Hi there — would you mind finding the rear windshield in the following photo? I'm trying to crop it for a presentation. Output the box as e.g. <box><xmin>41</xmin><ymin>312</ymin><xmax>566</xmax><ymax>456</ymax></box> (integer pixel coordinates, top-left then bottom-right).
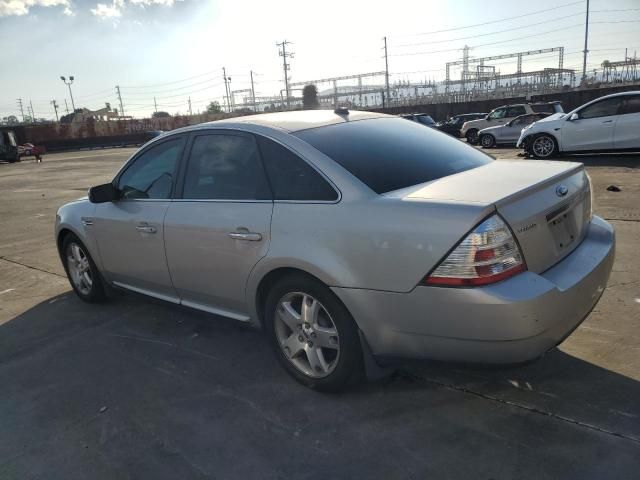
<box><xmin>294</xmin><ymin>117</ymin><xmax>492</xmax><ymax>194</ymax></box>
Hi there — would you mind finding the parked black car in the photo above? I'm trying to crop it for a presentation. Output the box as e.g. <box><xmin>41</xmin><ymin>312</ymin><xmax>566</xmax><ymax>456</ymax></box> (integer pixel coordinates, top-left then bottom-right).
<box><xmin>435</xmin><ymin>113</ymin><xmax>487</xmax><ymax>137</ymax></box>
<box><xmin>0</xmin><ymin>130</ymin><xmax>20</xmax><ymax>163</ymax></box>
<box><xmin>400</xmin><ymin>113</ymin><xmax>436</xmax><ymax>127</ymax></box>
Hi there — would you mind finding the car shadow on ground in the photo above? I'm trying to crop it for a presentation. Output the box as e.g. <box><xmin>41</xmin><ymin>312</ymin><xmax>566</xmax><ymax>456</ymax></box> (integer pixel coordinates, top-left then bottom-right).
<box><xmin>1</xmin><ymin>292</ymin><xmax>639</xmax><ymax>478</ymax></box>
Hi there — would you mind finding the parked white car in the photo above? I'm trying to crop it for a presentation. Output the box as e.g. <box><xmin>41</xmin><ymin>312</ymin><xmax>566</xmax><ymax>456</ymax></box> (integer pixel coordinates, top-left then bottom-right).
<box><xmin>517</xmin><ymin>91</ymin><xmax>640</xmax><ymax>158</ymax></box>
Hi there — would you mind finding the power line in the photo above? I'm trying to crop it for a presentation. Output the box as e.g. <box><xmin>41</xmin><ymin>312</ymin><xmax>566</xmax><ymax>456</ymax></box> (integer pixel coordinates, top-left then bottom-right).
<box><xmin>389</xmin><ymin>24</ymin><xmax>584</xmax><ymax>57</ymax></box>
<box><xmin>121</xmin><ymin>76</ymin><xmax>223</xmax><ymax>96</ymax></box>
<box><xmin>120</xmin><ymin>70</ymin><xmax>221</xmax><ymax>89</ymax></box>
<box><xmin>394</xmin><ymin>0</ymin><xmax>583</xmax><ymax>37</ymax></box>
<box><xmin>394</xmin><ymin>13</ymin><xmax>579</xmax><ymax>48</ymax></box>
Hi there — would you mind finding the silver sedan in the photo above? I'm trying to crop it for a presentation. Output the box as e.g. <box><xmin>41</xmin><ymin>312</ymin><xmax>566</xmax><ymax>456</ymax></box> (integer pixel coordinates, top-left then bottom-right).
<box><xmin>478</xmin><ymin>113</ymin><xmax>549</xmax><ymax>148</ymax></box>
<box><xmin>55</xmin><ymin>110</ymin><xmax>615</xmax><ymax>391</ymax></box>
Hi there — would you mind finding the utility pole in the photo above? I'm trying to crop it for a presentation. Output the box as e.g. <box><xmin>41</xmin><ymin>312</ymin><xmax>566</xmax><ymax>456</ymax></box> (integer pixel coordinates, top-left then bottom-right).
<box><xmin>188</xmin><ymin>97</ymin><xmax>192</xmax><ymax>116</ymax></box>
<box><xmin>29</xmin><ymin>100</ymin><xmax>35</xmax><ymax>123</ymax></box>
<box><xmin>222</xmin><ymin>67</ymin><xmax>231</xmax><ymax>113</ymax></box>
<box><xmin>582</xmin><ymin>0</ymin><xmax>590</xmax><ymax>81</ymax></box>
<box><xmin>250</xmin><ymin>70</ymin><xmax>257</xmax><ymax>112</ymax></box>
<box><xmin>60</xmin><ymin>76</ymin><xmax>76</xmax><ymax>111</ymax></box>
<box><xmin>384</xmin><ymin>36</ymin><xmax>390</xmax><ymax>109</ymax></box>
<box><xmin>154</xmin><ymin>97</ymin><xmax>158</xmax><ymax>113</ymax></box>
<box><xmin>115</xmin><ymin>85</ymin><xmax>125</xmax><ymax>118</ymax></box>
<box><xmin>17</xmin><ymin>98</ymin><xmax>25</xmax><ymax>122</ymax></box>
<box><xmin>51</xmin><ymin>100</ymin><xmax>59</xmax><ymax>122</ymax></box>
<box><xmin>277</xmin><ymin>40</ymin><xmax>294</xmax><ymax>109</ymax></box>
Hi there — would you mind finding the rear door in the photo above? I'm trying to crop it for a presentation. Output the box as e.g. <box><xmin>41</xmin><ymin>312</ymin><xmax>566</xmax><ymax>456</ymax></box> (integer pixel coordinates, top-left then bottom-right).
<box><xmin>562</xmin><ymin>96</ymin><xmax>623</xmax><ymax>151</ymax></box>
<box><xmin>614</xmin><ymin>95</ymin><xmax>640</xmax><ymax>149</ymax></box>
<box><xmin>163</xmin><ymin>130</ymin><xmax>273</xmax><ymax>320</ymax></box>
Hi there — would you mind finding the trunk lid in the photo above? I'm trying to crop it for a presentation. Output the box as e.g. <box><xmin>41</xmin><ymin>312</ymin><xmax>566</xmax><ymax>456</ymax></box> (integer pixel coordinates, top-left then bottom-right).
<box><xmin>389</xmin><ymin>160</ymin><xmax>591</xmax><ymax>273</ymax></box>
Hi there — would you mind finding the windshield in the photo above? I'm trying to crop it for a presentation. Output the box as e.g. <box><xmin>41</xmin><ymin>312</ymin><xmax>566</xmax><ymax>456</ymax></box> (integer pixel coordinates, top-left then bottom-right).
<box><xmin>295</xmin><ymin>117</ymin><xmax>492</xmax><ymax>194</ymax></box>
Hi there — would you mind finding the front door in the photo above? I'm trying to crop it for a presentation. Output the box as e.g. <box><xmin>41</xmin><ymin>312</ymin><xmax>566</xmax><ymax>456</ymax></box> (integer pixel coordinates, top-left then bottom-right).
<box><xmin>562</xmin><ymin>96</ymin><xmax>623</xmax><ymax>151</ymax></box>
<box><xmin>93</xmin><ymin>136</ymin><xmax>185</xmax><ymax>302</ymax></box>
<box><xmin>164</xmin><ymin>131</ymin><xmax>273</xmax><ymax>319</ymax></box>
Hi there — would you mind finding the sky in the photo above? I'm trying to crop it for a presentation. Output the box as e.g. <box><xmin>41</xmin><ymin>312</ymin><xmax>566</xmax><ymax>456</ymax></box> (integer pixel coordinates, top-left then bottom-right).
<box><xmin>0</xmin><ymin>0</ymin><xmax>638</xmax><ymax>119</ymax></box>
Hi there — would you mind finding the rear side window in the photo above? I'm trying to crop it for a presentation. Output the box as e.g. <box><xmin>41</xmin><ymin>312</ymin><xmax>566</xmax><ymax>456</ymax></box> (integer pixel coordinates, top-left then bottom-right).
<box><xmin>294</xmin><ymin>117</ymin><xmax>492</xmax><ymax>194</ymax></box>
<box><xmin>257</xmin><ymin>136</ymin><xmax>337</xmax><ymax>201</ymax></box>
<box><xmin>506</xmin><ymin>106</ymin><xmax>527</xmax><ymax>117</ymax></box>
<box><xmin>182</xmin><ymin>134</ymin><xmax>271</xmax><ymax>200</ymax></box>
<box><xmin>531</xmin><ymin>104</ymin><xmax>555</xmax><ymax>113</ymax></box>
<box><xmin>621</xmin><ymin>95</ymin><xmax>640</xmax><ymax>115</ymax></box>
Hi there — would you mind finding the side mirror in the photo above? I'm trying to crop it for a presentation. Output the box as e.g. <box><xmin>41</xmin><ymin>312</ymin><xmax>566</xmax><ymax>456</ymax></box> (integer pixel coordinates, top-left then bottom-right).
<box><xmin>89</xmin><ymin>183</ymin><xmax>120</xmax><ymax>203</ymax></box>
<box><xmin>568</xmin><ymin>113</ymin><xmax>579</xmax><ymax>121</ymax></box>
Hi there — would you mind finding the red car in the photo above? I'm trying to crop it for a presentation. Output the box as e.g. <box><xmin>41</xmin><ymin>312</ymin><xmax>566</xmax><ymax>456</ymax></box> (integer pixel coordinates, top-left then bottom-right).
<box><xmin>18</xmin><ymin>143</ymin><xmax>45</xmax><ymax>158</ymax></box>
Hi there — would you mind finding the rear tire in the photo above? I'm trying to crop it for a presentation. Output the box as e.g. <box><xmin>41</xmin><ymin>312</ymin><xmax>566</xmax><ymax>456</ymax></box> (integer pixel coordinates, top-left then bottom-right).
<box><xmin>264</xmin><ymin>273</ymin><xmax>363</xmax><ymax>392</ymax></box>
<box><xmin>480</xmin><ymin>134</ymin><xmax>496</xmax><ymax>148</ymax></box>
<box><xmin>529</xmin><ymin>133</ymin><xmax>558</xmax><ymax>159</ymax></box>
<box><xmin>62</xmin><ymin>233</ymin><xmax>107</xmax><ymax>303</ymax></box>
<box><xmin>465</xmin><ymin>129</ymin><xmax>479</xmax><ymax>144</ymax></box>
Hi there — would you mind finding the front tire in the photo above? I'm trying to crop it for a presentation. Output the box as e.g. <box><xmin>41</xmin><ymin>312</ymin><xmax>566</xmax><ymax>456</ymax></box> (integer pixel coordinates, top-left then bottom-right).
<box><xmin>529</xmin><ymin>133</ymin><xmax>558</xmax><ymax>159</ymax></box>
<box><xmin>264</xmin><ymin>273</ymin><xmax>363</xmax><ymax>392</ymax></box>
<box><xmin>480</xmin><ymin>134</ymin><xmax>496</xmax><ymax>148</ymax></box>
<box><xmin>465</xmin><ymin>129</ymin><xmax>479</xmax><ymax>144</ymax></box>
<box><xmin>62</xmin><ymin>233</ymin><xmax>107</xmax><ymax>303</ymax></box>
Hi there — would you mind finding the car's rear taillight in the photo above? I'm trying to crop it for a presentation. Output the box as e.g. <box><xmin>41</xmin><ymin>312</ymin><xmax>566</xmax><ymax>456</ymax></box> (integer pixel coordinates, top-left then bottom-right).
<box><xmin>423</xmin><ymin>214</ymin><xmax>526</xmax><ymax>287</ymax></box>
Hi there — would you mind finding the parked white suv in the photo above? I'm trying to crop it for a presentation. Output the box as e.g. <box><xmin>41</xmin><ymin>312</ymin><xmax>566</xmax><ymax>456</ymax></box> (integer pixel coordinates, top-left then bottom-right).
<box><xmin>517</xmin><ymin>91</ymin><xmax>640</xmax><ymax>158</ymax></box>
<box><xmin>461</xmin><ymin>102</ymin><xmax>563</xmax><ymax>144</ymax></box>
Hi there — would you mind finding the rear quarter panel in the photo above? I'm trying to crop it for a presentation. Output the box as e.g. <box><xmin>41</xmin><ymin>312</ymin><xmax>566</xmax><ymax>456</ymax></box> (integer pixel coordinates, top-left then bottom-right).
<box><xmin>247</xmin><ymin>197</ymin><xmax>491</xmax><ymax>304</ymax></box>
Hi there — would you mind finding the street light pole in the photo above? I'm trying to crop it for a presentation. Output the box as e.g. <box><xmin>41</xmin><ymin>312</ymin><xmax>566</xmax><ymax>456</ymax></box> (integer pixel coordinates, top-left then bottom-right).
<box><xmin>60</xmin><ymin>76</ymin><xmax>76</xmax><ymax>111</ymax></box>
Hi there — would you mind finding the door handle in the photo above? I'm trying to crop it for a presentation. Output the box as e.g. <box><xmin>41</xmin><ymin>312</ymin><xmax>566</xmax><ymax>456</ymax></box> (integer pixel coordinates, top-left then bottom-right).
<box><xmin>602</xmin><ymin>120</ymin><xmax>613</xmax><ymax>123</ymax></box>
<box><xmin>136</xmin><ymin>223</ymin><xmax>157</xmax><ymax>234</ymax></box>
<box><xmin>228</xmin><ymin>230</ymin><xmax>262</xmax><ymax>241</ymax></box>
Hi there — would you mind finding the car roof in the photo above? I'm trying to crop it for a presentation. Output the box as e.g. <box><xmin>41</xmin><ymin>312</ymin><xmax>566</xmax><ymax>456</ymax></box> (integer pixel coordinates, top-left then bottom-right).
<box><xmin>203</xmin><ymin>109</ymin><xmax>390</xmax><ymax>133</ymax></box>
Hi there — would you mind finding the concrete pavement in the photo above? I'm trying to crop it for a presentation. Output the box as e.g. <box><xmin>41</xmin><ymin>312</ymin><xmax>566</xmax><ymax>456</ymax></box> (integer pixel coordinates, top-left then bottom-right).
<box><xmin>1</xmin><ymin>147</ymin><xmax>639</xmax><ymax>479</ymax></box>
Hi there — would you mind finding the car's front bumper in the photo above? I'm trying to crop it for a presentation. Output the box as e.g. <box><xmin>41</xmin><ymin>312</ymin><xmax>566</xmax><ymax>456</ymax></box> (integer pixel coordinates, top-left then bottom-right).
<box><xmin>332</xmin><ymin>215</ymin><xmax>615</xmax><ymax>364</ymax></box>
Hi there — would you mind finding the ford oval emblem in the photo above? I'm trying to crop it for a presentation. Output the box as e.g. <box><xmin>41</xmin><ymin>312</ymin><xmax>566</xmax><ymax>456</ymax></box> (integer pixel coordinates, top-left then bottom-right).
<box><xmin>556</xmin><ymin>185</ymin><xmax>569</xmax><ymax>197</ymax></box>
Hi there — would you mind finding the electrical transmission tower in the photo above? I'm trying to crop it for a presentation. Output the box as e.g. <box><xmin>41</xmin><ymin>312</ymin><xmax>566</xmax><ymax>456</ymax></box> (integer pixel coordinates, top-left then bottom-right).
<box><xmin>115</xmin><ymin>85</ymin><xmax>125</xmax><ymax>118</ymax></box>
<box><xmin>17</xmin><ymin>98</ymin><xmax>25</xmax><ymax>122</ymax></box>
<box><xmin>51</xmin><ymin>100</ymin><xmax>59</xmax><ymax>122</ymax></box>
<box><xmin>277</xmin><ymin>40</ymin><xmax>294</xmax><ymax>109</ymax></box>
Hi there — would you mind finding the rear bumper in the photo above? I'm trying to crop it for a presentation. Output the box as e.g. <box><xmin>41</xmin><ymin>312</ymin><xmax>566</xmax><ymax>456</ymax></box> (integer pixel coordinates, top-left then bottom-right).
<box><xmin>332</xmin><ymin>215</ymin><xmax>615</xmax><ymax>364</ymax></box>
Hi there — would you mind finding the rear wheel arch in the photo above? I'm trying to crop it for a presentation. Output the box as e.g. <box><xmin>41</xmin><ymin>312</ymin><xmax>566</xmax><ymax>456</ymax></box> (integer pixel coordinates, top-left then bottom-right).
<box><xmin>255</xmin><ymin>267</ymin><xmax>342</xmax><ymax>327</ymax></box>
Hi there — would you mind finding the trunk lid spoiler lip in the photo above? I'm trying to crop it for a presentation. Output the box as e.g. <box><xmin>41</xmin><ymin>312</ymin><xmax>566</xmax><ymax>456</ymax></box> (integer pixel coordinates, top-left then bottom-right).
<box><xmin>383</xmin><ymin>160</ymin><xmax>584</xmax><ymax>206</ymax></box>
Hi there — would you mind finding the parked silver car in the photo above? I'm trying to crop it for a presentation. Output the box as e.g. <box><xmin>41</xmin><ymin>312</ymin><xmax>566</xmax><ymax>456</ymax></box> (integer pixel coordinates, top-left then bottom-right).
<box><xmin>478</xmin><ymin>113</ymin><xmax>549</xmax><ymax>148</ymax></box>
<box><xmin>56</xmin><ymin>110</ymin><xmax>615</xmax><ymax>391</ymax></box>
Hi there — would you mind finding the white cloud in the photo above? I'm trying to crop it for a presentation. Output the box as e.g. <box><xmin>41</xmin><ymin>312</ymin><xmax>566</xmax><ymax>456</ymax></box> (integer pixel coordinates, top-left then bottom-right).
<box><xmin>0</xmin><ymin>0</ymin><xmax>72</xmax><ymax>16</ymax></box>
<box><xmin>129</xmin><ymin>0</ymin><xmax>175</xmax><ymax>5</ymax></box>
<box><xmin>90</xmin><ymin>0</ymin><xmax>178</xmax><ymax>18</ymax></box>
<box><xmin>90</xmin><ymin>0</ymin><xmax>123</xmax><ymax>18</ymax></box>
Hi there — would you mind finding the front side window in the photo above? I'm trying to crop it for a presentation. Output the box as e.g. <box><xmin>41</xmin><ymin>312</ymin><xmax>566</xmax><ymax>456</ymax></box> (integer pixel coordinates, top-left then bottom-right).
<box><xmin>257</xmin><ymin>136</ymin><xmax>337</xmax><ymax>201</ymax></box>
<box><xmin>182</xmin><ymin>134</ymin><xmax>271</xmax><ymax>200</ymax></box>
<box><xmin>579</xmin><ymin>97</ymin><xmax>623</xmax><ymax>119</ymax></box>
<box><xmin>117</xmin><ymin>137</ymin><xmax>184</xmax><ymax>199</ymax></box>
<box><xmin>488</xmin><ymin>109</ymin><xmax>506</xmax><ymax>120</ymax></box>
<box><xmin>295</xmin><ymin>117</ymin><xmax>492</xmax><ymax>194</ymax></box>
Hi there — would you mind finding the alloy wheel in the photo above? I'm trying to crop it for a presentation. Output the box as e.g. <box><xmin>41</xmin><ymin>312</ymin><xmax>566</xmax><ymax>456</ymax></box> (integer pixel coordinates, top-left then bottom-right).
<box><xmin>274</xmin><ymin>291</ymin><xmax>340</xmax><ymax>378</ymax></box>
<box><xmin>532</xmin><ymin>136</ymin><xmax>555</xmax><ymax>158</ymax></box>
<box><xmin>481</xmin><ymin>135</ymin><xmax>495</xmax><ymax>148</ymax></box>
<box><xmin>66</xmin><ymin>242</ymin><xmax>93</xmax><ymax>296</ymax></box>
